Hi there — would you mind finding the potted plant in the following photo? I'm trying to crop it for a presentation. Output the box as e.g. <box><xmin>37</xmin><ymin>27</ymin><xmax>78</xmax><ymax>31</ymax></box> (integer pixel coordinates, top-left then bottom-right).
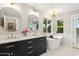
<box><xmin>22</xmin><ymin>28</ymin><xmax>29</xmax><ymax>35</ymax></box>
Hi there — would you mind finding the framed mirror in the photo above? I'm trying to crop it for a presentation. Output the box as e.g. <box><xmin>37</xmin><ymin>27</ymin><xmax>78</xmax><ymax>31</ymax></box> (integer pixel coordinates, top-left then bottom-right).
<box><xmin>0</xmin><ymin>7</ymin><xmax>21</xmax><ymax>32</ymax></box>
<box><xmin>28</xmin><ymin>15</ymin><xmax>39</xmax><ymax>32</ymax></box>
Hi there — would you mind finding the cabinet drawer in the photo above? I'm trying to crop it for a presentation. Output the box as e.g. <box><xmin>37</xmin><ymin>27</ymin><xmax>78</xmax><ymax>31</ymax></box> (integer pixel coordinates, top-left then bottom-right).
<box><xmin>0</xmin><ymin>42</ymin><xmax>16</xmax><ymax>52</ymax></box>
<box><xmin>25</xmin><ymin>44</ymin><xmax>36</xmax><ymax>52</ymax></box>
<box><xmin>0</xmin><ymin>52</ymin><xmax>10</xmax><ymax>56</ymax></box>
<box><xmin>17</xmin><ymin>40</ymin><xmax>34</xmax><ymax>48</ymax></box>
<box><xmin>22</xmin><ymin>40</ymin><xmax>35</xmax><ymax>48</ymax></box>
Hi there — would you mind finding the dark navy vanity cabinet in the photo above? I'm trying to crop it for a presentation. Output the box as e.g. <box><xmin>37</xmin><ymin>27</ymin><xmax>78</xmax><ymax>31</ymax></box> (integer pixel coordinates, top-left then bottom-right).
<box><xmin>0</xmin><ymin>37</ymin><xmax>46</xmax><ymax>56</ymax></box>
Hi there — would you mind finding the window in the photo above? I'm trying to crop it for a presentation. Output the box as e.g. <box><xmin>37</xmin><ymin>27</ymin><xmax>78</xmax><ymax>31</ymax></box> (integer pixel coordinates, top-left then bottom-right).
<box><xmin>43</xmin><ymin>18</ymin><xmax>51</xmax><ymax>33</ymax></box>
<box><xmin>57</xmin><ymin>20</ymin><xmax>64</xmax><ymax>33</ymax></box>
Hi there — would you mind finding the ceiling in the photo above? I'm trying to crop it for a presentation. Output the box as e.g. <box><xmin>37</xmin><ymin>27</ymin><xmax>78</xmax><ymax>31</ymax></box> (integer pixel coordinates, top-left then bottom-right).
<box><xmin>26</xmin><ymin>3</ymin><xmax>79</xmax><ymax>14</ymax></box>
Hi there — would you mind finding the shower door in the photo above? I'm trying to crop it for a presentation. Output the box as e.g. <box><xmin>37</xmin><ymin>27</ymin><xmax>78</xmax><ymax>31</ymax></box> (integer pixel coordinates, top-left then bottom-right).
<box><xmin>73</xmin><ymin>14</ymin><xmax>79</xmax><ymax>48</ymax></box>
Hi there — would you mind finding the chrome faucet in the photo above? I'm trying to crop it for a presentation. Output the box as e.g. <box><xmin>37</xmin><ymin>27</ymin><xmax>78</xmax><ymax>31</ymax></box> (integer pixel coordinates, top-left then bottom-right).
<box><xmin>7</xmin><ymin>33</ymin><xmax>17</xmax><ymax>39</ymax></box>
<box><xmin>7</xmin><ymin>33</ymin><xmax>13</xmax><ymax>39</ymax></box>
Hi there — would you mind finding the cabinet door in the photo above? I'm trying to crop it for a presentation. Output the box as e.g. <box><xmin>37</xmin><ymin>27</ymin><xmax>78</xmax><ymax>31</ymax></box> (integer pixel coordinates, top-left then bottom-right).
<box><xmin>31</xmin><ymin>37</ymin><xmax>46</xmax><ymax>56</ymax></box>
<box><xmin>40</xmin><ymin>37</ymin><xmax>46</xmax><ymax>53</ymax></box>
<box><xmin>13</xmin><ymin>41</ymin><xmax>26</xmax><ymax>56</ymax></box>
<box><xmin>0</xmin><ymin>42</ymin><xmax>16</xmax><ymax>56</ymax></box>
<box><xmin>0</xmin><ymin>45</ymin><xmax>10</xmax><ymax>56</ymax></box>
<box><xmin>33</xmin><ymin>38</ymin><xmax>41</xmax><ymax>56</ymax></box>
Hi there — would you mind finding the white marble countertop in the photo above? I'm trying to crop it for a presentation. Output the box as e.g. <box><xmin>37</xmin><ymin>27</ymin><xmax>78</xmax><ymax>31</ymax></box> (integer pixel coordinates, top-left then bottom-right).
<box><xmin>0</xmin><ymin>34</ymin><xmax>46</xmax><ymax>44</ymax></box>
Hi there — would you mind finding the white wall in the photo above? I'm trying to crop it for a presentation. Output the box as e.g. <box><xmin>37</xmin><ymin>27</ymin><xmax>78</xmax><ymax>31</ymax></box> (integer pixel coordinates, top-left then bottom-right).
<box><xmin>62</xmin><ymin>9</ymin><xmax>79</xmax><ymax>46</ymax></box>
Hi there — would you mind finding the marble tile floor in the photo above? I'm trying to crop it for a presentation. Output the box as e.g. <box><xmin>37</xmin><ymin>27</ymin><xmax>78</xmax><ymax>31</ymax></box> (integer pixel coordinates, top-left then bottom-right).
<box><xmin>41</xmin><ymin>45</ymin><xmax>79</xmax><ymax>56</ymax></box>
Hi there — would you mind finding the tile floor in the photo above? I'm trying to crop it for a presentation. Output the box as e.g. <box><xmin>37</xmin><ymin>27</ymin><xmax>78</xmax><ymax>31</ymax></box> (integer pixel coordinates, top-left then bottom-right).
<box><xmin>41</xmin><ymin>45</ymin><xmax>79</xmax><ymax>56</ymax></box>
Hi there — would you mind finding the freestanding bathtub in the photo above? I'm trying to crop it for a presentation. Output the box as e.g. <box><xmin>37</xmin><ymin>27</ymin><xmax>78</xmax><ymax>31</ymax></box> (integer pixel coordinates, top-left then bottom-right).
<box><xmin>47</xmin><ymin>35</ymin><xmax>63</xmax><ymax>50</ymax></box>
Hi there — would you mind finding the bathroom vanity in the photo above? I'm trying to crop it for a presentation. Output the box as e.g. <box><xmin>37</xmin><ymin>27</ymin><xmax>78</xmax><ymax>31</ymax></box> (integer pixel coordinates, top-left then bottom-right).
<box><xmin>0</xmin><ymin>36</ymin><xmax>46</xmax><ymax>56</ymax></box>
<box><xmin>0</xmin><ymin>4</ymin><xmax>46</xmax><ymax>56</ymax></box>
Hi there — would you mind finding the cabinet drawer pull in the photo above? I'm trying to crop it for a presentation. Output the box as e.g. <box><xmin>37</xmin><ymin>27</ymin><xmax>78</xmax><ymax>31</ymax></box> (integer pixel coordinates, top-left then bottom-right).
<box><xmin>27</xmin><ymin>51</ymin><xmax>33</xmax><ymax>54</ymax></box>
<box><xmin>28</xmin><ymin>46</ymin><xmax>33</xmax><ymax>49</ymax></box>
<box><xmin>27</xmin><ymin>41</ymin><xmax>33</xmax><ymax>43</ymax></box>
<box><xmin>6</xmin><ymin>45</ymin><xmax>15</xmax><ymax>48</ymax></box>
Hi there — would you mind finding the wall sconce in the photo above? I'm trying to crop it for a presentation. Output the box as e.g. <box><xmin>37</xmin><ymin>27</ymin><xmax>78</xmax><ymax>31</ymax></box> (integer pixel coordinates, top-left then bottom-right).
<box><xmin>29</xmin><ymin>10</ymin><xmax>38</xmax><ymax>16</ymax></box>
<box><xmin>10</xmin><ymin>3</ymin><xmax>15</xmax><ymax>5</ymax></box>
<box><xmin>47</xmin><ymin>9</ymin><xmax>60</xmax><ymax>19</ymax></box>
<box><xmin>51</xmin><ymin>10</ymin><xmax>60</xmax><ymax>18</ymax></box>
<box><xmin>52</xmin><ymin>11</ymin><xmax>57</xmax><ymax>17</ymax></box>
<box><xmin>32</xmin><ymin>7</ymin><xmax>39</xmax><ymax>12</ymax></box>
<box><xmin>29</xmin><ymin>7</ymin><xmax>39</xmax><ymax>16</ymax></box>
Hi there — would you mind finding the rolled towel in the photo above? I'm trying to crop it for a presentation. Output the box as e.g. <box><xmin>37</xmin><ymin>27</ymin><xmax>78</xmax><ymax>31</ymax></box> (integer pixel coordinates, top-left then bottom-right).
<box><xmin>50</xmin><ymin>35</ymin><xmax>53</xmax><ymax>38</ymax></box>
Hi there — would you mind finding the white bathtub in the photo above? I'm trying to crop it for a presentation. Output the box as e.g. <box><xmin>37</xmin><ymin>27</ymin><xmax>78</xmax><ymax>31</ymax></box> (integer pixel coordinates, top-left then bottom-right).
<box><xmin>47</xmin><ymin>35</ymin><xmax>62</xmax><ymax>50</ymax></box>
